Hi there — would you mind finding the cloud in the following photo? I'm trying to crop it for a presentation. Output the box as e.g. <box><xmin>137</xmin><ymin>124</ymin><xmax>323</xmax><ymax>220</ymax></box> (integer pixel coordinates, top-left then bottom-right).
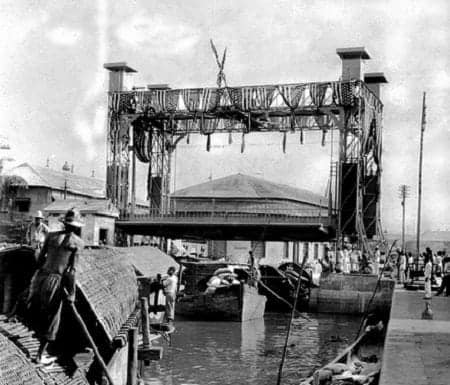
<box><xmin>115</xmin><ymin>14</ymin><xmax>199</xmax><ymax>54</ymax></box>
<box><xmin>74</xmin><ymin>106</ymin><xmax>106</xmax><ymax>160</ymax></box>
<box><xmin>46</xmin><ymin>26</ymin><xmax>82</xmax><ymax>46</ymax></box>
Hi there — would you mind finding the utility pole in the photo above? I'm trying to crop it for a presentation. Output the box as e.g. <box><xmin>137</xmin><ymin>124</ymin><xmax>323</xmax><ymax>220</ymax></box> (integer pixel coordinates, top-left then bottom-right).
<box><xmin>416</xmin><ymin>92</ymin><xmax>426</xmax><ymax>257</ymax></box>
<box><xmin>398</xmin><ymin>184</ymin><xmax>410</xmax><ymax>252</ymax></box>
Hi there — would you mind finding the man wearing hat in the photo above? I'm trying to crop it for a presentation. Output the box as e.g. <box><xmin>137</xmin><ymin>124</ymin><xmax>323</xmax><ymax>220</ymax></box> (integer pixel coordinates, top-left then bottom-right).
<box><xmin>26</xmin><ymin>210</ymin><xmax>49</xmax><ymax>253</ymax></box>
<box><xmin>27</xmin><ymin>208</ymin><xmax>84</xmax><ymax>364</ymax></box>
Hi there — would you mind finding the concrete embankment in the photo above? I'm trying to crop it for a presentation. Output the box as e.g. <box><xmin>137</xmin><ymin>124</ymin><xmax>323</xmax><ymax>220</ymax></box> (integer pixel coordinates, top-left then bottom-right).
<box><xmin>309</xmin><ymin>273</ymin><xmax>395</xmax><ymax>314</ymax></box>
<box><xmin>379</xmin><ymin>288</ymin><xmax>450</xmax><ymax>385</ymax></box>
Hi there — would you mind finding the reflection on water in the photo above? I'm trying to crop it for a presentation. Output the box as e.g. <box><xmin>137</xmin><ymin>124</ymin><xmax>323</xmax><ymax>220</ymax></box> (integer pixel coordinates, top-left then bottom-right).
<box><xmin>143</xmin><ymin>313</ymin><xmax>361</xmax><ymax>385</ymax></box>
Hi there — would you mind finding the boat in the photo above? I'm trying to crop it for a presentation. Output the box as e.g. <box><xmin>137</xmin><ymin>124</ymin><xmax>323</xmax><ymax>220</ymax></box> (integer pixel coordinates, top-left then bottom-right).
<box><xmin>0</xmin><ymin>244</ymin><xmax>168</xmax><ymax>385</ymax></box>
<box><xmin>299</xmin><ymin>319</ymin><xmax>385</xmax><ymax>385</ymax></box>
<box><xmin>175</xmin><ymin>260</ymin><xmax>267</xmax><ymax>322</ymax></box>
<box><xmin>258</xmin><ymin>262</ymin><xmax>312</xmax><ymax>311</ymax></box>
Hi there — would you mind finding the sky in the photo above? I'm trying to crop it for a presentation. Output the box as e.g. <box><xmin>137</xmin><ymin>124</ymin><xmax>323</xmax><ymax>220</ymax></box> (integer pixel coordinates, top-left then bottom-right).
<box><xmin>0</xmin><ymin>0</ymin><xmax>449</xmax><ymax>234</ymax></box>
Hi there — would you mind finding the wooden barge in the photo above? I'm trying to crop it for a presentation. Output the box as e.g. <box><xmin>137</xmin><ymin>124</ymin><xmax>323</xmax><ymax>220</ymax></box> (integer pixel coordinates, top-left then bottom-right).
<box><xmin>176</xmin><ymin>260</ymin><xmax>267</xmax><ymax>322</ymax></box>
<box><xmin>0</xmin><ymin>244</ymin><xmax>167</xmax><ymax>385</ymax></box>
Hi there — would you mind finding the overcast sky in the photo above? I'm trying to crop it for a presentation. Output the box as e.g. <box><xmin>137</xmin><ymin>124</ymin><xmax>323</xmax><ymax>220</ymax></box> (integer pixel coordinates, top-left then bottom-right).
<box><xmin>0</xmin><ymin>0</ymin><xmax>449</xmax><ymax>233</ymax></box>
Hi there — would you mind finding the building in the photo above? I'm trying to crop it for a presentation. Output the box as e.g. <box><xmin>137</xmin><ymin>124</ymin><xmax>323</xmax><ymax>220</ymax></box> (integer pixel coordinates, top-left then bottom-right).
<box><xmin>170</xmin><ymin>173</ymin><xmax>330</xmax><ymax>265</ymax></box>
<box><xmin>44</xmin><ymin>199</ymin><xmax>119</xmax><ymax>246</ymax></box>
<box><xmin>1</xmin><ymin>162</ymin><xmax>105</xmax><ymax>220</ymax></box>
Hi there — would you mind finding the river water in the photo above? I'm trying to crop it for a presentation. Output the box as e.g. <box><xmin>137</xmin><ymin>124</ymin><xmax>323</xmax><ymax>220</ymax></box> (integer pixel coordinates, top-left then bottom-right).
<box><xmin>143</xmin><ymin>313</ymin><xmax>361</xmax><ymax>385</ymax></box>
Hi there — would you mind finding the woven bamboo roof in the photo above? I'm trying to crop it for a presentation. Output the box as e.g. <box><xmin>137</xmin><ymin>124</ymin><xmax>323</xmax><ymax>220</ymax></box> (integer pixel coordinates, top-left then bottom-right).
<box><xmin>124</xmin><ymin>246</ymin><xmax>177</xmax><ymax>277</ymax></box>
<box><xmin>0</xmin><ymin>332</ymin><xmax>44</xmax><ymax>385</ymax></box>
<box><xmin>77</xmin><ymin>247</ymin><xmax>139</xmax><ymax>342</ymax></box>
<box><xmin>0</xmin><ymin>318</ymin><xmax>89</xmax><ymax>385</ymax></box>
<box><xmin>171</xmin><ymin>173</ymin><xmax>327</xmax><ymax>207</ymax></box>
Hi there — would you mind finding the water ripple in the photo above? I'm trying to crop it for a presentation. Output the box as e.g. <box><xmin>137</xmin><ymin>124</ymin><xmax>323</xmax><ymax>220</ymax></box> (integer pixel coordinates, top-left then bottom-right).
<box><xmin>142</xmin><ymin>313</ymin><xmax>361</xmax><ymax>385</ymax></box>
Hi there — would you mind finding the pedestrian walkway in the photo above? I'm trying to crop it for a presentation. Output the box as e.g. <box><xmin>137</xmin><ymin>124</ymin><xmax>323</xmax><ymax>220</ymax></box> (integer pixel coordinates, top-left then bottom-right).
<box><xmin>379</xmin><ymin>287</ymin><xmax>450</xmax><ymax>385</ymax></box>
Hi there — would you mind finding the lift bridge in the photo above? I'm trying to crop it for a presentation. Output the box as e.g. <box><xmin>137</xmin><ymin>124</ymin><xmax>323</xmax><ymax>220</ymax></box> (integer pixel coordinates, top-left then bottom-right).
<box><xmin>104</xmin><ymin>47</ymin><xmax>387</xmax><ymax>252</ymax></box>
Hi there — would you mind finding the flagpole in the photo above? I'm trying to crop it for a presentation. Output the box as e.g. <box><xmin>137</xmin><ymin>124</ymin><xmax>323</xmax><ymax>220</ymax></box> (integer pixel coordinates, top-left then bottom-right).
<box><xmin>416</xmin><ymin>92</ymin><xmax>426</xmax><ymax>257</ymax></box>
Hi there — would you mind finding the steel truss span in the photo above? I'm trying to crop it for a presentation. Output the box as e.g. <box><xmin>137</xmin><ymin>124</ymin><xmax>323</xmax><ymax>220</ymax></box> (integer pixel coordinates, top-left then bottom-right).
<box><xmin>106</xmin><ymin>73</ymin><xmax>384</xmax><ymax>253</ymax></box>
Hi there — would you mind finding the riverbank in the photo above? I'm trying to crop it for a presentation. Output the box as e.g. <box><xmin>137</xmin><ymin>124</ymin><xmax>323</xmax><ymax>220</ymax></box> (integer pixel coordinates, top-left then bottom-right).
<box><xmin>379</xmin><ymin>287</ymin><xmax>450</xmax><ymax>385</ymax></box>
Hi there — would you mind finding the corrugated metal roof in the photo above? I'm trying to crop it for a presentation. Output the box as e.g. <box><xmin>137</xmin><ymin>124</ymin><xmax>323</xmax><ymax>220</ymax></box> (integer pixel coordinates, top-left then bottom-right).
<box><xmin>124</xmin><ymin>246</ymin><xmax>177</xmax><ymax>277</ymax></box>
<box><xmin>77</xmin><ymin>247</ymin><xmax>139</xmax><ymax>342</ymax></box>
<box><xmin>171</xmin><ymin>174</ymin><xmax>327</xmax><ymax>207</ymax></box>
<box><xmin>44</xmin><ymin>199</ymin><xmax>119</xmax><ymax>217</ymax></box>
<box><xmin>5</xmin><ymin>163</ymin><xmax>105</xmax><ymax>198</ymax></box>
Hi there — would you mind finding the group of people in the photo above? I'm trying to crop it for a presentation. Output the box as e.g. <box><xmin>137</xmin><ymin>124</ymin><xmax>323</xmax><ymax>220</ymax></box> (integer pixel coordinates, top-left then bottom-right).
<box><xmin>320</xmin><ymin>245</ymin><xmax>379</xmax><ymax>275</ymax></box>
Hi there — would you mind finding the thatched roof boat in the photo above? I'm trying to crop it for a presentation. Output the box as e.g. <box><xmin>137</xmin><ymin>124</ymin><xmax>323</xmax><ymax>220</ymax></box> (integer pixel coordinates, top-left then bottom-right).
<box><xmin>0</xmin><ymin>244</ymin><xmax>164</xmax><ymax>385</ymax></box>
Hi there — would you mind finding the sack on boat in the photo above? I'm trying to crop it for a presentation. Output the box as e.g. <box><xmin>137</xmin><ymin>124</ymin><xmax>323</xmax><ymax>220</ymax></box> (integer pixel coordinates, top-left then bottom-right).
<box><xmin>312</xmin><ymin>368</ymin><xmax>332</xmax><ymax>385</ymax></box>
<box><xmin>214</xmin><ymin>268</ymin><xmax>233</xmax><ymax>276</ymax></box>
<box><xmin>351</xmin><ymin>374</ymin><xmax>369</xmax><ymax>384</ymax></box>
<box><xmin>324</xmin><ymin>362</ymin><xmax>349</xmax><ymax>374</ymax></box>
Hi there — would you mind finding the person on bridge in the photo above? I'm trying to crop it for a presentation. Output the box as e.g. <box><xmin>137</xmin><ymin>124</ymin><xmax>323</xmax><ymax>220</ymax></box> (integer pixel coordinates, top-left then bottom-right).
<box><xmin>163</xmin><ymin>266</ymin><xmax>178</xmax><ymax>325</ymax></box>
<box><xmin>27</xmin><ymin>208</ymin><xmax>84</xmax><ymax>364</ymax></box>
<box><xmin>26</xmin><ymin>211</ymin><xmax>49</xmax><ymax>255</ymax></box>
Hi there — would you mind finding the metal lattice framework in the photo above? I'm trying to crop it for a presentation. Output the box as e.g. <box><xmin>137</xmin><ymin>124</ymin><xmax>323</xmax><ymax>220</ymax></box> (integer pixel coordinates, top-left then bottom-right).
<box><xmin>106</xmin><ymin>78</ymin><xmax>383</xmax><ymax>250</ymax></box>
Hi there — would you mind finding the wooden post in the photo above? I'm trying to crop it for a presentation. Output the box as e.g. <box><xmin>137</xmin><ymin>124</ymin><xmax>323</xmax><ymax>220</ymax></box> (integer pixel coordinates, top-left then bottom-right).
<box><xmin>140</xmin><ymin>298</ymin><xmax>151</xmax><ymax>348</ymax></box>
<box><xmin>127</xmin><ymin>327</ymin><xmax>138</xmax><ymax>385</ymax></box>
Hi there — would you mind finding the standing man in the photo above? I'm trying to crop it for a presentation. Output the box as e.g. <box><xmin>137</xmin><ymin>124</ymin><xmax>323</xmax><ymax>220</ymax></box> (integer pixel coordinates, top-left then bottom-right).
<box><xmin>163</xmin><ymin>266</ymin><xmax>178</xmax><ymax>325</ymax></box>
<box><xmin>27</xmin><ymin>208</ymin><xmax>84</xmax><ymax>364</ymax></box>
<box><xmin>399</xmin><ymin>251</ymin><xmax>407</xmax><ymax>284</ymax></box>
<box><xmin>26</xmin><ymin>211</ymin><xmax>49</xmax><ymax>254</ymax></box>
<box><xmin>423</xmin><ymin>254</ymin><xmax>433</xmax><ymax>299</ymax></box>
<box><xmin>436</xmin><ymin>255</ymin><xmax>450</xmax><ymax>297</ymax></box>
<box><xmin>373</xmin><ymin>246</ymin><xmax>381</xmax><ymax>276</ymax></box>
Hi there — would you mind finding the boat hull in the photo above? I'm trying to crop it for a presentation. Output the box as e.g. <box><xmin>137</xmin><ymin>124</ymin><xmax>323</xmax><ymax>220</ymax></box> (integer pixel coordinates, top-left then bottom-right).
<box><xmin>176</xmin><ymin>284</ymin><xmax>266</xmax><ymax>322</ymax></box>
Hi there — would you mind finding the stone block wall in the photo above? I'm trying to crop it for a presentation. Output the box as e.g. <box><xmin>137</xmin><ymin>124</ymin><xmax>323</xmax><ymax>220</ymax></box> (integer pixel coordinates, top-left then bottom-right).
<box><xmin>309</xmin><ymin>273</ymin><xmax>395</xmax><ymax>315</ymax></box>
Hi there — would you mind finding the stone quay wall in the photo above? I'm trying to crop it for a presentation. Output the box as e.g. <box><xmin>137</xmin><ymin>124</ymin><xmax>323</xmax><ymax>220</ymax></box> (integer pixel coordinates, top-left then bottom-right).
<box><xmin>309</xmin><ymin>273</ymin><xmax>395</xmax><ymax>315</ymax></box>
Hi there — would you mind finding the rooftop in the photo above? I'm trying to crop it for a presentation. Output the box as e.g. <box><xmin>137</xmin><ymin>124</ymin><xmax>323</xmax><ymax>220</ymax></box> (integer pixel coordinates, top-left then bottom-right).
<box><xmin>44</xmin><ymin>199</ymin><xmax>119</xmax><ymax>218</ymax></box>
<box><xmin>124</xmin><ymin>246</ymin><xmax>177</xmax><ymax>278</ymax></box>
<box><xmin>77</xmin><ymin>247</ymin><xmax>139</xmax><ymax>341</ymax></box>
<box><xmin>4</xmin><ymin>163</ymin><xmax>106</xmax><ymax>198</ymax></box>
<box><xmin>171</xmin><ymin>173</ymin><xmax>327</xmax><ymax>207</ymax></box>
<box><xmin>336</xmin><ymin>47</ymin><xmax>371</xmax><ymax>60</ymax></box>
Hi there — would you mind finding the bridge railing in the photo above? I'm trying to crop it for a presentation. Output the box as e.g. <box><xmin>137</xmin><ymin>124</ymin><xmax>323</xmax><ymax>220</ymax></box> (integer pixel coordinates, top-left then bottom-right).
<box><xmin>119</xmin><ymin>207</ymin><xmax>337</xmax><ymax>224</ymax></box>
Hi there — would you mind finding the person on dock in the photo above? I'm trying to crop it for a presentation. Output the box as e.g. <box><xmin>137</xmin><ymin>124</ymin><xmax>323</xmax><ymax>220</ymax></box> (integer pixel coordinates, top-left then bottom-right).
<box><xmin>399</xmin><ymin>251</ymin><xmax>407</xmax><ymax>284</ymax></box>
<box><xmin>423</xmin><ymin>254</ymin><xmax>433</xmax><ymax>299</ymax></box>
<box><xmin>163</xmin><ymin>266</ymin><xmax>178</xmax><ymax>325</ymax></box>
<box><xmin>26</xmin><ymin>208</ymin><xmax>84</xmax><ymax>364</ymax></box>
<box><xmin>373</xmin><ymin>246</ymin><xmax>381</xmax><ymax>276</ymax></box>
<box><xmin>436</xmin><ymin>255</ymin><xmax>450</xmax><ymax>297</ymax></box>
<box><xmin>26</xmin><ymin>211</ymin><xmax>49</xmax><ymax>255</ymax></box>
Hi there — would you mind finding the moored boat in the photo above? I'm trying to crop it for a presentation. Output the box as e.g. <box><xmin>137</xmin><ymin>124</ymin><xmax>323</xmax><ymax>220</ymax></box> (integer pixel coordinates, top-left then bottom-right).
<box><xmin>0</xmin><ymin>244</ymin><xmax>167</xmax><ymax>385</ymax></box>
<box><xmin>299</xmin><ymin>320</ymin><xmax>385</xmax><ymax>385</ymax></box>
<box><xmin>258</xmin><ymin>262</ymin><xmax>312</xmax><ymax>311</ymax></box>
<box><xmin>176</xmin><ymin>260</ymin><xmax>267</xmax><ymax>322</ymax></box>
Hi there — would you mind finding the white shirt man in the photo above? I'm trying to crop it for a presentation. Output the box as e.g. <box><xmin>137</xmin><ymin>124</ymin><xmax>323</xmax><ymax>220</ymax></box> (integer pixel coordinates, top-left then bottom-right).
<box><xmin>163</xmin><ymin>267</ymin><xmax>178</xmax><ymax>324</ymax></box>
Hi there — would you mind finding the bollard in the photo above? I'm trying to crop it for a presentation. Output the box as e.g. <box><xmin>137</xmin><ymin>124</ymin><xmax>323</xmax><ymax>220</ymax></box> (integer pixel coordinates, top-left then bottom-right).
<box><xmin>422</xmin><ymin>299</ymin><xmax>433</xmax><ymax>320</ymax></box>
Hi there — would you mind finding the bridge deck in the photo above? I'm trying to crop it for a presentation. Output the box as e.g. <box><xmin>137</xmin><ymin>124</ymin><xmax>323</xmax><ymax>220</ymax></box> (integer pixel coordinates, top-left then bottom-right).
<box><xmin>116</xmin><ymin>211</ymin><xmax>337</xmax><ymax>241</ymax></box>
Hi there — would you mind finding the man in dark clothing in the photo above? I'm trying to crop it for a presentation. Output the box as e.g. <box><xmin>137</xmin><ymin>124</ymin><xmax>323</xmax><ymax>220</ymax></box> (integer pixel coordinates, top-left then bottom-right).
<box><xmin>27</xmin><ymin>208</ymin><xmax>84</xmax><ymax>364</ymax></box>
<box><xmin>436</xmin><ymin>256</ymin><xmax>450</xmax><ymax>297</ymax></box>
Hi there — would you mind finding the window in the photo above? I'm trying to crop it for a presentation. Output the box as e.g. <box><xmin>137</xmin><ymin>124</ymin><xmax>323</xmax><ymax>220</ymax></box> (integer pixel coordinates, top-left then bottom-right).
<box><xmin>14</xmin><ymin>198</ymin><xmax>31</xmax><ymax>212</ymax></box>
